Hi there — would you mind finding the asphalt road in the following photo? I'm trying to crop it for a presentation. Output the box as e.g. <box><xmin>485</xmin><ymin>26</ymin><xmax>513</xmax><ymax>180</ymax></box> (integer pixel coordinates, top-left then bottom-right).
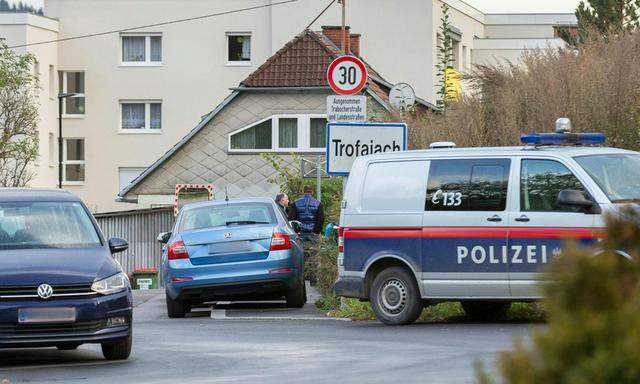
<box><xmin>0</xmin><ymin>289</ymin><xmax>539</xmax><ymax>384</ymax></box>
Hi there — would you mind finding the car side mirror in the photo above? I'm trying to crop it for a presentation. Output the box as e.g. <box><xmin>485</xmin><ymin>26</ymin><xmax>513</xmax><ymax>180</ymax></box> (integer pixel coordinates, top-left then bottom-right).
<box><xmin>289</xmin><ymin>220</ymin><xmax>302</xmax><ymax>233</ymax></box>
<box><xmin>157</xmin><ymin>232</ymin><xmax>172</xmax><ymax>244</ymax></box>
<box><xmin>557</xmin><ymin>189</ymin><xmax>598</xmax><ymax>213</ymax></box>
<box><xmin>108</xmin><ymin>237</ymin><xmax>129</xmax><ymax>254</ymax></box>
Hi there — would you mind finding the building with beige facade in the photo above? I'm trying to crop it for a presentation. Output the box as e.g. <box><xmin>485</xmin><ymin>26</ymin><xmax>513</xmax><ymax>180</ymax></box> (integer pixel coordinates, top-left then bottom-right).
<box><xmin>0</xmin><ymin>0</ymin><xmax>576</xmax><ymax>212</ymax></box>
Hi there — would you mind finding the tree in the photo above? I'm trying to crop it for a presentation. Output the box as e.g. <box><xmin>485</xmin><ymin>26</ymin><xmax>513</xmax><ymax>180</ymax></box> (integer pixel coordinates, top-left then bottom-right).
<box><xmin>0</xmin><ymin>0</ymin><xmax>44</xmax><ymax>15</ymax></box>
<box><xmin>435</xmin><ymin>3</ymin><xmax>454</xmax><ymax>114</ymax></box>
<box><xmin>0</xmin><ymin>42</ymin><xmax>40</xmax><ymax>187</ymax></box>
<box><xmin>560</xmin><ymin>0</ymin><xmax>640</xmax><ymax>45</ymax></box>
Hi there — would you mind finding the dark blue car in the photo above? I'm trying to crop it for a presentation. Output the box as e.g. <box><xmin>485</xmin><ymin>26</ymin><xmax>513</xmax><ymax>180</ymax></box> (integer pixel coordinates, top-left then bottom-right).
<box><xmin>159</xmin><ymin>198</ymin><xmax>306</xmax><ymax>318</ymax></box>
<box><xmin>0</xmin><ymin>189</ymin><xmax>133</xmax><ymax>360</ymax></box>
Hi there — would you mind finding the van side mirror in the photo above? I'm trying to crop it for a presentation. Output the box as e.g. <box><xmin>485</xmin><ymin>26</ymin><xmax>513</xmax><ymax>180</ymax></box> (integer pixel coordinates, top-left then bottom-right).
<box><xmin>557</xmin><ymin>190</ymin><xmax>599</xmax><ymax>213</ymax></box>
<box><xmin>157</xmin><ymin>232</ymin><xmax>172</xmax><ymax>244</ymax></box>
<box><xmin>289</xmin><ymin>221</ymin><xmax>302</xmax><ymax>233</ymax></box>
<box><xmin>108</xmin><ymin>237</ymin><xmax>129</xmax><ymax>254</ymax></box>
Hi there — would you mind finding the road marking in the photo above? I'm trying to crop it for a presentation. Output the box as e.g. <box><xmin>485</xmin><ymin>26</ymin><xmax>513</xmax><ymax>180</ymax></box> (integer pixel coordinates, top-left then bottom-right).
<box><xmin>0</xmin><ymin>359</ymin><xmax>128</xmax><ymax>371</ymax></box>
<box><xmin>216</xmin><ymin>316</ymin><xmax>351</xmax><ymax>321</ymax></box>
<box><xmin>211</xmin><ymin>308</ymin><xmax>227</xmax><ymax>319</ymax></box>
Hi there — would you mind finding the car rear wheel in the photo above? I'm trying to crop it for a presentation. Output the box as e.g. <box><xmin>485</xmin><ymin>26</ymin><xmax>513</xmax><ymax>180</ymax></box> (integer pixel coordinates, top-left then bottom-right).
<box><xmin>166</xmin><ymin>292</ymin><xmax>190</xmax><ymax>318</ymax></box>
<box><xmin>285</xmin><ymin>280</ymin><xmax>307</xmax><ymax>308</ymax></box>
<box><xmin>101</xmin><ymin>333</ymin><xmax>132</xmax><ymax>360</ymax></box>
<box><xmin>461</xmin><ymin>301</ymin><xmax>510</xmax><ymax>321</ymax></box>
<box><xmin>370</xmin><ymin>266</ymin><xmax>423</xmax><ymax>325</ymax></box>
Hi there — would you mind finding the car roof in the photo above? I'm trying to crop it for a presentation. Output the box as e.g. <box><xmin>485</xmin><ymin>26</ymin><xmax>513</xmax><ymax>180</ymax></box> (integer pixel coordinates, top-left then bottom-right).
<box><xmin>0</xmin><ymin>188</ymin><xmax>81</xmax><ymax>202</ymax></box>
<box><xmin>182</xmin><ymin>197</ymin><xmax>276</xmax><ymax>210</ymax></box>
<box><xmin>356</xmin><ymin>145</ymin><xmax>637</xmax><ymax>162</ymax></box>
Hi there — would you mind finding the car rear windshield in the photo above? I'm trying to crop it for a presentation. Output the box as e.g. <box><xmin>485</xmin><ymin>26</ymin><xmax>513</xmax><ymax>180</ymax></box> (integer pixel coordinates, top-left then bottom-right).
<box><xmin>179</xmin><ymin>203</ymin><xmax>276</xmax><ymax>232</ymax></box>
<box><xmin>574</xmin><ymin>153</ymin><xmax>640</xmax><ymax>203</ymax></box>
<box><xmin>0</xmin><ymin>201</ymin><xmax>101</xmax><ymax>249</ymax></box>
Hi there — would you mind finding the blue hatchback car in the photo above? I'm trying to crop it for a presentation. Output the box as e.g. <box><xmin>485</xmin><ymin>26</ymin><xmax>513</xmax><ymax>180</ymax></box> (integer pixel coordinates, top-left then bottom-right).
<box><xmin>0</xmin><ymin>189</ymin><xmax>132</xmax><ymax>360</ymax></box>
<box><xmin>159</xmin><ymin>198</ymin><xmax>306</xmax><ymax>318</ymax></box>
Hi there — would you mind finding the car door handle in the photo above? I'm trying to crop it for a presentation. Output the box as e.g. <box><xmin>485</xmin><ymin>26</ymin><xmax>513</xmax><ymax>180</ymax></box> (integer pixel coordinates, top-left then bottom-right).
<box><xmin>486</xmin><ymin>215</ymin><xmax>502</xmax><ymax>222</ymax></box>
<box><xmin>515</xmin><ymin>215</ymin><xmax>530</xmax><ymax>222</ymax></box>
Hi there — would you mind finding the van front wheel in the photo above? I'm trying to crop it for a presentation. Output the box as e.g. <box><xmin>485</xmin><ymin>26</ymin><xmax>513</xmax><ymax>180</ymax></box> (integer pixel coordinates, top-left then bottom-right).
<box><xmin>370</xmin><ymin>267</ymin><xmax>422</xmax><ymax>325</ymax></box>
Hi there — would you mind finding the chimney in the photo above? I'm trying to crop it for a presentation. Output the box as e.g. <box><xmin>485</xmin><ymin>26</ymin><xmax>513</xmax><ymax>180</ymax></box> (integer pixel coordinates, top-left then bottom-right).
<box><xmin>349</xmin><ymin>33</ymin><xmax>361</xmax><ymax>56</ymax></box>
<box><xmin>321</xmin><ymin>25</ymin><xmax>351</xmax><ymax>54</ymax></box>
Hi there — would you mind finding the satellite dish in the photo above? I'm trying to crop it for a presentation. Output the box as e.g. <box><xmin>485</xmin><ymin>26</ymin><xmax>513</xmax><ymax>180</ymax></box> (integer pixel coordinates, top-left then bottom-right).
<box><xmin>389</xmin><ymin>83</ymin><xmax>416</xmax><ymax>111</ymax></box>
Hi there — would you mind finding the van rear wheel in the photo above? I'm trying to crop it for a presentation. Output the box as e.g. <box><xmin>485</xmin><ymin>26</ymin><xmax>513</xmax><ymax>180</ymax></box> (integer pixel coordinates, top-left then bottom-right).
<box><xmin>370</xmin><ymin>266</ymin><xmax>422</xmax><ymax>325</ymax></box>
<box><xmin>461</xmin><ymin>301</ymin><xmax>510</xmax><ymax>321</ymax></box>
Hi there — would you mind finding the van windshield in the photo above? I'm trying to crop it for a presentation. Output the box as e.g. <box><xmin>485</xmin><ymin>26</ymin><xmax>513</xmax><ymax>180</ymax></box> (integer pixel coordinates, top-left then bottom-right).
<box><xmin>574</xmin><ymin>154</ymin><xmax>640</xmax><ymax>203</ymax></box>
<box><xmin>0</xmin><ymin>202</ymin><xmax>101</xmax><ymax>250</ymax></box>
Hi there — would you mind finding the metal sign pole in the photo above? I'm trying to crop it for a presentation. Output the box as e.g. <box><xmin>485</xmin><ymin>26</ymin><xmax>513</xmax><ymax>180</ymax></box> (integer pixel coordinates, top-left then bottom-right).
<box><xmin>316</xmin><ymin>154</ymin><xmax>322</xmax><ymax>202</ymax></box>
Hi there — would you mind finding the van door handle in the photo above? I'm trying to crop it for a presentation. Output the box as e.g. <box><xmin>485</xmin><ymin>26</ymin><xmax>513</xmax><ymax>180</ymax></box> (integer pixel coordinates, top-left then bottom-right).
<box><xmin>515</xmin><ymin>215</ymin><xmax>530</xmax><ymax>222</ymax></box>
<box><xmin>486</xmin><ymin>215</ymin><xmax>502</xmax><ymax>222</ymax></box>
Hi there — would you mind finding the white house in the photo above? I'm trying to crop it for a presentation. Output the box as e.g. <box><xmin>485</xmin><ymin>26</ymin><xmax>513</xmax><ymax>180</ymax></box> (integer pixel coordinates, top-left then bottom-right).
<box><xmin>0</xmin><ymin>0</ymin><xmax>576</xmax><ymax>212</ymax></box>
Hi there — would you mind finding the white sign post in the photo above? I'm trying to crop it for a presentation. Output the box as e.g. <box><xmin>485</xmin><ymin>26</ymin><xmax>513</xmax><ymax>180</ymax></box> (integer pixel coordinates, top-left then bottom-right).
<box><xmin>326</xmin><ymin>122</ymin><xmax>407</xmax><ymax>176</ymax></box>
<box><xmin>327</xmin><ymin>95</ymin><xmax>366</xmax><ymax>122</ymax></box>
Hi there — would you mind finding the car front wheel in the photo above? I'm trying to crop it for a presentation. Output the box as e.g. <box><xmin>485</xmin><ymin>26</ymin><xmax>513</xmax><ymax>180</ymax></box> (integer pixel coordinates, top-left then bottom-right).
<box><xmin>101</xmin><ymin>333</ymin><xmax>132</xmax><ymax>360</ymax></box>
<box><xmin>370</xmin><ymin>266</ymin><xmax>423</xmax><ymax>325</ymax></box>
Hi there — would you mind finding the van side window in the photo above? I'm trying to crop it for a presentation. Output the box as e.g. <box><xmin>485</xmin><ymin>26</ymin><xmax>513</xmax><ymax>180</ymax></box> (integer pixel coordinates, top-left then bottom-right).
<box><xmin>425</xmin><ymin>159</ymin><xmax>510</xmax><ymax>211</ymax></box>
<box><xmin>520</xmin><ymin>159</ymin><xmax>586</xmax><ymax>212</ymax></box>
<box><xmin>361</xmin><ymin>161</ymin><xmax>427</xmax><ymax>212</ymax></box>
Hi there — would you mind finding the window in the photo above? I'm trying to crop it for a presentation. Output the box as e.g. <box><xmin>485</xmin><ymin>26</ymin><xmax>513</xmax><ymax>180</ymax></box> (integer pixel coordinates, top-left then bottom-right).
<box><xmin>231</xmin><ymin>118</ymin><xmax>271</xmax><ymax>150</ymax></box>
<box><xmin>575</xmin><ymin>154</ymin><xmax>640</xmax><ymax>203</ymax></box>
<box><xmin>48</xmin><ymin>133</ymin><xmax>54</xmax><ymax>166</ymax></box>
<box><xmin>0</xmin><ymin>202</ymin><xmax>100</xmax><ymax>250</ymax></box>
<box><xmin>462</xmin><ymin>45</ymin><xmax>467</xmax><ymax>71</ymax></box>
<box><xmin>362</xmin><ymin>161</ymin><xmax>427</xmax><ymax>212</ymax></box>
<box><xmin>520</xmin><ymin>159</ymin><xmax>586</xmax><ymax>212</ymax></box>
<box><xmin>179</xmin><ymin>203</ymin><xmax>276</xmax><ymax>232</ymax></box>
<box><xmin>426</xmin><ymin>159</ymin><xmax>511</xmax><ymax>211</ymax></box>
<box><xmin>120</xmin><ymin>101</ymin><xmax>162</xmax><ymax>131</ymax></box>
<box><xmin>63</xmin><ymin>139</ymin><xmax>85</xmax><ymax>183</ymax></box>
<box><xmin>278</xmin><ymin>118</ymin><xmax>297</xmax><ymax>149</ymax></box>
<box><xmin>58</xmin><ymin>71</ymin><xmax>85</xmax><ymax>115</ymax></box>
<box><xmin>48</xmin><ymin>65</ymin><xmax>54</xmax><ymax>99</ymax></box>
<box><xmin>310</xmin><ymin>118</ymin><xmax>327</xmax><ymax>149</ymax></box>
<box><xmin>228</xmin><ymin>115</ymin><xmax>327</xmax><ymax>152</ymax></box>
<box><xmin>119</xmin><ymin>167</ymin><xmax>146</xmax><ymax>191</ymax></box>
<box><xmin>227</xmin><ymin>33</ymin><xmax>251</xmax><ymax>64</ymax></box>
<box><xmin>121</xmin><ymin>33</ymin><xmax>162</xmax><ymax>65</ymax></box>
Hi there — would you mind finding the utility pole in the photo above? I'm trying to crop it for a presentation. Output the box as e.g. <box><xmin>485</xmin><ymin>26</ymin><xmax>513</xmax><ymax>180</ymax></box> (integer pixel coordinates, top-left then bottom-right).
<box><xmin>340</xmin><ymin>0</ymin><xmax>346</xmax><ymax>54</ymax></box>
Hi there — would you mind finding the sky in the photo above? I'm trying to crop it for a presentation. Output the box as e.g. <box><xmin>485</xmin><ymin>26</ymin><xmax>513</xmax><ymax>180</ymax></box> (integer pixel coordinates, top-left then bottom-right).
<box><xmin>14</xmin><ymin>0</ymin><xmax>582</xmax><ymax>14</ymax></box>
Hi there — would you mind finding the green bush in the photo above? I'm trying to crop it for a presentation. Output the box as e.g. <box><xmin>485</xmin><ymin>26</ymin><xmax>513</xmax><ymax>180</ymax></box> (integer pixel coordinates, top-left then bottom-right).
<box><xmin>480</xmin><ymin>209</ymin><xmax>640</xmax><ymax>384</ymax></box>
<box><xmin>261</xmin><ymin>152</ymin><xmax>344</xmax><ymax>224</ymax></box>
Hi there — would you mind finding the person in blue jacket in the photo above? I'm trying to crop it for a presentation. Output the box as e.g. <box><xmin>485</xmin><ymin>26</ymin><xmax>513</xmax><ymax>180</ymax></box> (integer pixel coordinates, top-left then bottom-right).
<box><xmin>288</xmin><ymin>185</ymin><xmax>325</xmax><ymax>240</ymax></box>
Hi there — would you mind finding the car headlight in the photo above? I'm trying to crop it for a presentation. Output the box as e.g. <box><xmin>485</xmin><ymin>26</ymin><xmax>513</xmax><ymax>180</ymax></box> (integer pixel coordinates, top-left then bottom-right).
<box><xmin>91</xmin><ymin>272</ymin><xmax>129</xmax><ymax>295</ymax></box>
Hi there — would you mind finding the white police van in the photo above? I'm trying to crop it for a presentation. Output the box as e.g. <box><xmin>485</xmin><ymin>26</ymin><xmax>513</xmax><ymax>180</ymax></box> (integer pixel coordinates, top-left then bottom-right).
<box><xmin>334</xmin><ymin>118</ymin><xmax>640</xmax><ymax>325</ymax></box>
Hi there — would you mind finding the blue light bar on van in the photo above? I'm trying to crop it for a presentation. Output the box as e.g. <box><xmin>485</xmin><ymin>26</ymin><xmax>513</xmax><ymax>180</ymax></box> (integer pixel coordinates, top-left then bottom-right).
<box><xmin>520</xmin><ymin>132</ymin><xmax>605</xmax><ymax>146</ymax></box>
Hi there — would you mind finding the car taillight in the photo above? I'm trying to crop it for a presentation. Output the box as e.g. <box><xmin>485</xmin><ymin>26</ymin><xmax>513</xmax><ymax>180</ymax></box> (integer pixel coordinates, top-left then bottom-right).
<box><xmin>270</xmin><ymin>232</ymin><xmax>291</xmax><ymax>251</ymax></box>
<box><xmin>338</xmin><ymin>227</ymin><xmax>344</xmax><ymax>253</ymax></box>
<box><xmin>168</xmin><ymin>241</ymin><xmax>189</xmax><ymax>260</ymax></box>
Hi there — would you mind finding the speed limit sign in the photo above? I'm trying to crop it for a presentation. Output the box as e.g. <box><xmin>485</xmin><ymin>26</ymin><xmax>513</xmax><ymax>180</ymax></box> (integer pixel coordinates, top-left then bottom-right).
<box><xmin>327</xmin><ymin>55</ymin><xmax>368</xmax><ymax>95</ymax></box>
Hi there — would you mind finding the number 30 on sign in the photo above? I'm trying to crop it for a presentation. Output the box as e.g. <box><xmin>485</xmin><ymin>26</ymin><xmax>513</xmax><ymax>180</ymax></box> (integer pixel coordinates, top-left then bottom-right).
<box><xmin>327</xmin><ymin>56</ymin><xmax>368</xmax><ymax>95</ymax></box>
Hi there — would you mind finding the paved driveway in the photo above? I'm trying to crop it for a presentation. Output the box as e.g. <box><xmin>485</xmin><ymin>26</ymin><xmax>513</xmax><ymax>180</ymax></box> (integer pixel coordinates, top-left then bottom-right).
<box><xmin>0</xmin><ymin>289</ymin><xmax>538</xmax><ymax>384</ymax></box>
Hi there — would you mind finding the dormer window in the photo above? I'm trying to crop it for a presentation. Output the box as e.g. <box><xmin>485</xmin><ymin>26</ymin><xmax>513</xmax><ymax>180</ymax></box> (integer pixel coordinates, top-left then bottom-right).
<box><xmin>228</xmin><ymin>115</ymin><xmax>327</xmax><ymax>153</ymax></box>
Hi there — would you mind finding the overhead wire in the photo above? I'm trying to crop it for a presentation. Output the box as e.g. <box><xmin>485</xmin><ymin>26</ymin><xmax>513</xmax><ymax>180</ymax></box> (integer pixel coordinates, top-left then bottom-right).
<box><xmin>9</xmin><ymin>0</ymin><xmax>298</xmax><ymax>48</ymax></box>
<box><xmin>305</xmin><ymin>0</ymin><xmax>337</xmax><ymax>30</ymax></box>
